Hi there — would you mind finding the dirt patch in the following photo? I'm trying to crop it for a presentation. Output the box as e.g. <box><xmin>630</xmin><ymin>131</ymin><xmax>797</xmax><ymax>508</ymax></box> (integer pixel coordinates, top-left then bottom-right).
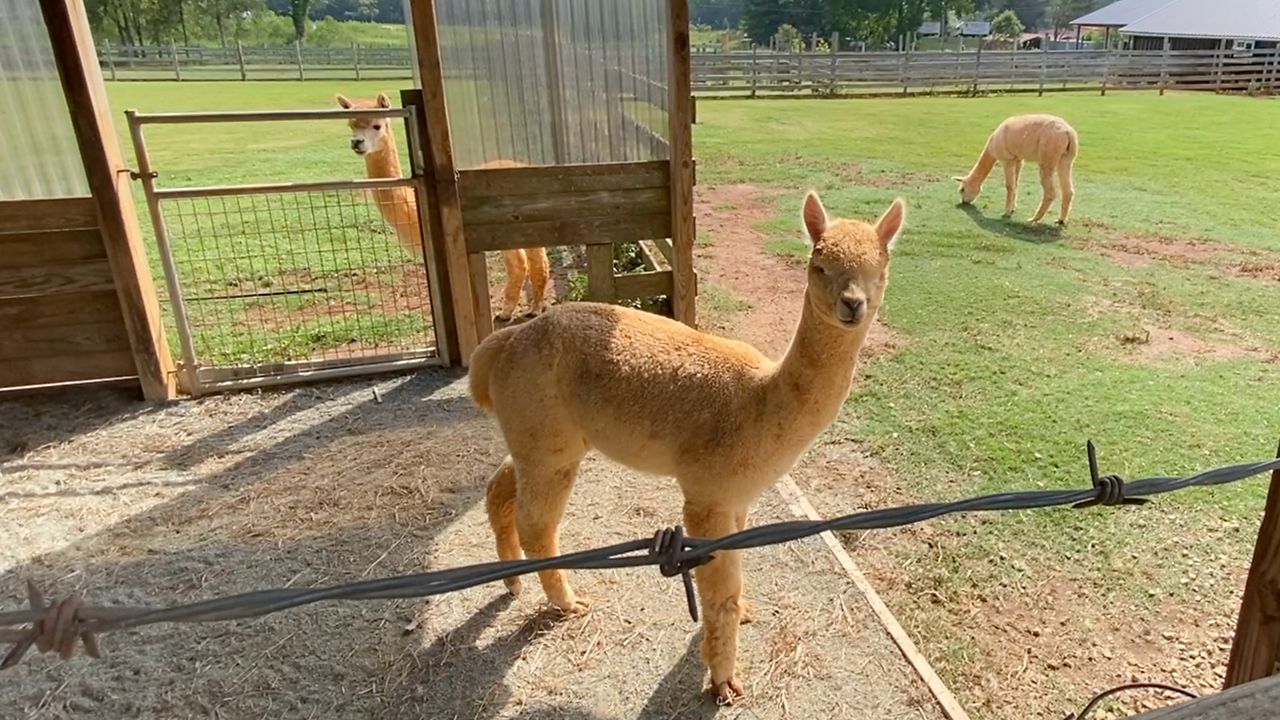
<box><xmin>1079</xmin><ymin>221</ymin><xmax>1280</xmax><ymax>283</ymax></box>
<box><xmin>836</xmin><ymin>163</ymin><xmax>944</xmax><ymax>190</ymax></box>
<box><xmin>694</xmin><ymin>183</ymin><xmax>903</xmax><ymax>362</ymax></box>
<box><xmin>1117</xmin><ymin>324</ymin><xmax>1275</xmax><ymax>363</ymax></box>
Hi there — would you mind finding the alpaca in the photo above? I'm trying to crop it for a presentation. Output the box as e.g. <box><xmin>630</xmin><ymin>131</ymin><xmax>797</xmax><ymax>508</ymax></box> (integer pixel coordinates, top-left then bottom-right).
<box><xmin>468</xmin><ymin>191</ymin><xmax>906</xmax><ymax>702</ymax></box>
<box><xmin>954</xmin><ymin>113</ymin><xmax>1079</xmax><ymax>225</ymax></box>
<box><xmin>336</xmin><ymin>93</ymin><xmax>552</xmax><ymax>320</ymax></box>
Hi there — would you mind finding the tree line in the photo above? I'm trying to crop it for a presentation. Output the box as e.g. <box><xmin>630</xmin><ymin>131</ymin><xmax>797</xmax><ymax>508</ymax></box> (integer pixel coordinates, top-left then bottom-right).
<box><xmin>86</xmin><ymin>0</ymin><xmax>405</xmax><ymax>47</ymax></box>
<box><xmin>693</xmin><ymin>0</ymin><xmax>1102</xmax><ymax>45</ymax></box>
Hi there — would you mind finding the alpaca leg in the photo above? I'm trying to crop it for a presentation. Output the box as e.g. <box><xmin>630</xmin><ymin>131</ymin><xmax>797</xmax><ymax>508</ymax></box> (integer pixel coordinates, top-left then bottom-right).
<box><xmin>1002</xmin><ymin>161</ymin><xmax>1019</xmax><ymax>218</ymax></box>
<box><xmin>485</xmin><ymin>456</ymin><xmax>524</xmax><ymax>596</ymax></box>
<box><xmin>497</xmin><ymin>250</ymin><xmax>528</xmax><ymax>322</ymax></box>
<box><xmin>1056</xmin><ymin>161</ymin><xmax>1075</xmax><ymax>225</ymax></box>
<box><xmin>1029</xmin><ymin>164</ymin><xmax>1057</xmax><ymax>223</ymax></box>
<box><xmin>514</xmin><ymin>458</ymin><xmax>590</xmax><ymax>613</ymax></box>
<box><xmin>684</xmin><ymin>500</ymin><xmax>747</xmax><ymax>703</ymax></box>
<box><xmin>734</xmin><ymin>508</ymin><xmax>754</xmax><ymax>625</ymax></box>
<box><xmin>524</xmin><ymin>247</ymin><xmax>552</xmax><ymax>317</ymax></box>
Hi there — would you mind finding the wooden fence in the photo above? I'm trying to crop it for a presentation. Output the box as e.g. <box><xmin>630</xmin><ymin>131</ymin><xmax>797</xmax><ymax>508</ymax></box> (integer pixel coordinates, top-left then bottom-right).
<box><xmin>97</xmin><ymin>43</ymin><xmax>1280</xmax><ymax>98</ymax></box>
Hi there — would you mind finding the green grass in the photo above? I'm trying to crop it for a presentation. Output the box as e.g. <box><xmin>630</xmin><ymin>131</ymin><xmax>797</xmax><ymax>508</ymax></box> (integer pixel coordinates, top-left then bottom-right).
<box><xmin>692</xmin><ymin>91</ymin><xmax>1280</xmax><ymax>717</ymax></box>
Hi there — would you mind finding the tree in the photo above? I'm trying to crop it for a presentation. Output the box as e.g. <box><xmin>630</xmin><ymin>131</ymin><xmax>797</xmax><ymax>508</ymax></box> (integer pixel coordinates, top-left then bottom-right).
<box><xmin>1049</xmin><ymin>0</ymin><xmax>1096</xmax><ymax>40</ymax></box>
<box><xmin>289</xmin><ymin>0</ymin><xmax>312</xmax><ymax>40</ymax></box>
<box><xmin>743</xmin><ymin>0</ymin><xmax>828</xmax><ymax>44</ymax></box>
<box><xmin>993</xmin><ymin>0</ymin><xmax>1047</xmax><ymax>30</ymax></box>
<box><xmin>990</xmin><ymin>8</ymin><xmax>1024</xmax><ymax>45</ymax></box>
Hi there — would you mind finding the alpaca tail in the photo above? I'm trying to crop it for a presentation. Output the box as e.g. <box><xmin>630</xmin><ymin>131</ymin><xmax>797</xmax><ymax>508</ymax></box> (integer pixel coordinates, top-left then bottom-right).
<box><xmin>467</xmin><ymin>324</ymin><xmax>520</xmax><ymax>411</ymax></box>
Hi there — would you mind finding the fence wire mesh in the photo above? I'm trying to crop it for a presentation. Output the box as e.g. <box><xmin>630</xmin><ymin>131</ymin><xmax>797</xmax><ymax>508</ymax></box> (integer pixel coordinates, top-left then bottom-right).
<box><xmin>156</xmin><ymin>186</ymin><xmax>436</xmax><ymax>374</ymax></box>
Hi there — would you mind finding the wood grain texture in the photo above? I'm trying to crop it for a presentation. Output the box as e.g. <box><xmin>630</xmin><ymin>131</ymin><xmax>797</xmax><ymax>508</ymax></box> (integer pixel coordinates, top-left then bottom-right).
<box><xmin>614</xmin><ymin>270</ymin><xmax>673</xmax><ymax>300</ymax></box>
<box><xmin>1130</xmin><ymin>674</ymin><xmax>1280</xmax><ymax>719</ymax></box>
<box><xmin>461</xmin><ymin>187</ymin><xmax>670</xmax><ymax>226</ymax></box>
<box><xmin>0</xmin><ymin>228</ymin><xmax>106</xmax><ymax>268</ymax></box>
<box><xmin>412</xmin><ymin>0</ymin><xmax>483</xmax><ymax>357</ymax></box>
<box><xmin>0</xmin><ymin>260</ymin><xmax>116</xmax><ymax>300</ymax></box>
<box><xmin>1225</xmin><ymin>440</ymin><xmax>1280</xmax><ymax>687</ymax></box>
<box><xmin>0</xmin><ymin>198</ymin><xmax>99</xmax><ymax>233</ymax></box>
<box><xmin>464</xmin><ymin>214</ymin><xmax>671</xmax><ymax>254</ymax></box>
<box><xmin>0</xmin><ymin>290</ymin><xmax>124</xmax><ymax>328</ymax></box>
<box><xmin>585</xmin><ymin>244</ymin><xmax>616</xmax><ymax>302</ymax></box>
<box><xmin>0</xmin><ymin>321</ymin><xmax>131</xmax><ymax>360</ymax></box>
<box><xmin>0</xmin><ymin>350</ymin><xmax>137</xmax><ymax>387</ymax></box>
<box><xmin>666</xmin><ymin>0</ymin><xmax>697</xmax><ymax>327</ymax></box>
<box><xmin>39</xmin><ymin>0</ymin><xmax>175</xmax><ymax>399</ymax></box>
<box><xmin>457</xmin><ymin>161</ymin><xmax>669</xmax><ymax>198</ymax></box>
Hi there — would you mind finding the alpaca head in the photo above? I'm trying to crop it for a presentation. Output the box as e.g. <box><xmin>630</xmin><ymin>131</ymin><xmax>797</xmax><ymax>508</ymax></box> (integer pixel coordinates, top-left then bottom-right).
<box><xmin>952</xmin><ymin>174</ymin><xmax>981</xmax><ymax>204</ymax></box>
<box><xmin>336</xmin><ymin>92</ymin><xmax>394</xmax><ymax>156</ymax></box>
<box><xmin>800</xmin><ymin>192</ymin><xmax>905</xmax><ymax>330</ymax></box>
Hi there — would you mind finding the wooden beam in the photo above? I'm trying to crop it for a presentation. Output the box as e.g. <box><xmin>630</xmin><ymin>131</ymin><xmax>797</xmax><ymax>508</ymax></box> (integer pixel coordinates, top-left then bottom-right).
<box><xmin>38</xmin><ymin>0</ymin><xmax>175</xmax><ymax>400</ymax></box>
<box><xmin>461</xmin><ymin>187</ymin><xmax>670</xmax><ymax>226</ymax></box>
<box><xmin>1129</xmin><ymin>673</ymin><xmax>1280</xmax><ymax>718</ymax></box>
<box><xmin>666</xmin><ymin>0</ymin><xmax>697</xmax><ymax>327</ymax></box>
<box><xmin>457</xmin><ymin>160</ymin><xmax>669</xmax><ymax>198</ymax></box>
<box><xmin>0</xmin><ymin>198</ymin><xmax>98</xmax><ymax>233</ymax></box>
<box><xmin>0</xmin><ymin>228</ymin><xmax>105</xmax><ymax>268</ymax></box>
<box><xmin>464</xmin><ymin>214</ymin><xmax>672</xmax><ymax>254</ymax></box>
<box><xmin>586</xmin><ymin>245</ymin><xmax>616</xmax><ymax>302</ymax></box>
<box><xmin>410</xmin><ymin>0</ymin><xmax>484</xmax><ymax>360</ymax></box>
<box><xmin>614</xmin><ymin>269</ymin><xmax>673</xmax><ymax>300</ymax></box>
<box><xmin>0</xmin><ymin>260</ymin><xmax>116</xmax><ymax>300</ymax></box>
<box><xmin>1225</xmin><ymin>439</ymin><xmax>1280</xmax><ymax>687</ymax></box>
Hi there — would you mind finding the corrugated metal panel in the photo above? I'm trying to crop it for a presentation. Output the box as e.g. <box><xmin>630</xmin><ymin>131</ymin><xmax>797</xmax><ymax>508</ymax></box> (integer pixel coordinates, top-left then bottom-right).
<box><xmin>1072</xmin><ymin>0</ymin><xmax>1179</xmax><ymax>27</ymax></box>
<box><xmin>1122</xmin><ymin>0</ymin><xmax>1280</xmax><ymax>41</ymax></box>
<box><xmin>436</xmin><ymin>0</ymin><xmax>670</xmax><ymax>170</ymax></box>
<box><xmin>0</xmin><ymin>0</ymin><xmax>90</xmax><ymax>200</ymax></box>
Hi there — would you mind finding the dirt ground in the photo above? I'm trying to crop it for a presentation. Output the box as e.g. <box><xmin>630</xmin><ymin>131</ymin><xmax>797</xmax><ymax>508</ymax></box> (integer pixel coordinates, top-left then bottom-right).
<box><xmin>0</xmin><ymin>353</ymin><xmax>942</xmax><ymax>715</ymax></box>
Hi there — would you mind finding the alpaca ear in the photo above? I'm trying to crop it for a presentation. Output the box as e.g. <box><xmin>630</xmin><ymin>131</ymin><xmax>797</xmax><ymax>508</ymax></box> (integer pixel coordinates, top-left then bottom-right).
<box><xmin>801</xmin><ymin>191</ymin><xmax>827</xmax><ymax>245</ymax></box>
<box><xmin>375</xmin><ymin>92</ymin><xmax>392</xmax><ymax>109</ymax></box>
<box><xmin>875</xmin><ymin>198</ymin><xmax>906</xmax><ymax>252</ymax></box>
<box><xmin>336</xmin><ymin>94</ymin><xmax>352</xmax><ymax>109</ymax></box>
<box><xmin>951</xmin><ymin>175</ymin><xmax>966</xmax><ymax>183</ymax></box>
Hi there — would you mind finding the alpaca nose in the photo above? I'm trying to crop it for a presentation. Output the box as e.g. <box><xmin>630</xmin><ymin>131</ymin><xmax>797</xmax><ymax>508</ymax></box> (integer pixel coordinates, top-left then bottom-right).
<box><xmin>351</xmin><ymin>138</ymin><xmax>364</xmax><ymax>150</ymax></box>
<box><xmin>837</xmin><ymin>295</ymin><xmax>865</xmax><ymax>324</ymax></box>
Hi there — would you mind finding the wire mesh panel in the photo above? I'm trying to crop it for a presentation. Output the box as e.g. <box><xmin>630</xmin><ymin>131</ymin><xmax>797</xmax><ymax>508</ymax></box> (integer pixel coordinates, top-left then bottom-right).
<box><xmin>129</xmin><ymin>109</ymin><xmax>445</xmax><ymax>395</ymax></box>
<box><xmin>159</xmin><ymin>188</ymin><xmax>434</xmax><ymax>375</ymax></box>
<box><xmin>0</xmin><ymin>0</ymin><xmax>89</xmax><ymax>199</ymax></box>
<box><xmin>436</xmin><ymin>0</ymin><xmax>670</xmax><ymax>169</ymax></box>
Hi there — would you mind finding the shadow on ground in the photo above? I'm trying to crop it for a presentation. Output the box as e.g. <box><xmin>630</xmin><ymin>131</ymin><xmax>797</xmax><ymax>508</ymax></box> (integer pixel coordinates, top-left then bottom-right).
<box><xmin>960</xmin><ymin>203</ymin><xmax>1064</xmax><ymax>245</ymax></box>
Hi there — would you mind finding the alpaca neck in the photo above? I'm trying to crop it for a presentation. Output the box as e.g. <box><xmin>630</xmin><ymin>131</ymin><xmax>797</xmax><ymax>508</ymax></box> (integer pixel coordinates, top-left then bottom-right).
<box><xmin>964</xmin><ymin>146</ymin><xmax>997</xmax><ymax>185</ymax></box>
<box><xmin>765</xmin><ymin>295</ymin><xmax>871</xmax><ymax>440</ymax></box>
<box><xmin>363</xmin><ymin>131</ymin><xmax>401</xmax><ymax>180</ymax></box>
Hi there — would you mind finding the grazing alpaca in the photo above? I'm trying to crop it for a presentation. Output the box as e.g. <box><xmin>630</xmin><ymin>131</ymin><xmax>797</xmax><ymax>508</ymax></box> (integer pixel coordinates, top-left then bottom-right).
<box><xmin>468</xmin><ymin>191</ymin><xmax>906</xmax><ymax>702</ymax></box>
<box><xmin>336</xmin><ymin>94</ymin><xmax>552</xmax><ymax>320</ymax></box>
<box><xmin>954</xmin><ymin>113</ymin><xmax>1079</xmax><ymax>224</ymax></box>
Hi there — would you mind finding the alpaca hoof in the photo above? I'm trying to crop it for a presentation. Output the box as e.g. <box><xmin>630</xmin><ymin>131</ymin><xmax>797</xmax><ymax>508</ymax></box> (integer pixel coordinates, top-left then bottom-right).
<box><xmin>504</xmin><ymin>577</ymin><xmax>523</xmax><ymax>597</ymax></box>
<box><xmin>494</xmin><ymin>311</ymin><xmax>514</xmax><ymax>323</ymax></box>
<box><xmin>551</xmin><ymin>595</ymin><xmax>592</xmax><ymax>615</ymax></box>
<box><xmin>1055</xmin><ymin>219</ymin><xmax>1066</xmax><ymax>226</ymax></box>
<box><xmin>523</xmin><ymin>304</ymin><xmax>547</xmax><ymax>319</ymax></box>
<box><xmin>709</xmin><ymin>677</ymin><xmax>746</xmax><ymax>705</ymax></box>
<box><xmin>1001</xmin><ymin>212</ymin><xmax>1013</xmax><ymax>219</ymax></box>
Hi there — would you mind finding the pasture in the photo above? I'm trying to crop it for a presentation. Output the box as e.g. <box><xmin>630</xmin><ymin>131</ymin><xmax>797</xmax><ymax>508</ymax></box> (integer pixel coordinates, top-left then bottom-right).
<box><xmin>4</xmin><ymin>81</ymin><xmax>1278</xmax><ymax>718</ymax></box>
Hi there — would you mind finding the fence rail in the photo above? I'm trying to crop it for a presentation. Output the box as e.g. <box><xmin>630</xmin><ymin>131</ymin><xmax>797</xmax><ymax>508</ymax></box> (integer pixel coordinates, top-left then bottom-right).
<box><xmin>96</xmin><ymin>43</ymin><xmax>1280</xmax><ymax>97</ymax></box>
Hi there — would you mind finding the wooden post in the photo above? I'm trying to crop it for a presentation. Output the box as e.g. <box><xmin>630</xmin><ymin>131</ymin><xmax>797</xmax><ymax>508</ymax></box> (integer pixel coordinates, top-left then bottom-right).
<box><xmin>353</xmin><ymin>42</ymin><xmax>361</xmax><ymax>81</ymax></box>
<box><xmin>1039</xmin><ymin>43</ymin><xmax>1048</xmax><ymax>96</ymax></box>
<box><xmin>38</xmin><ymin>0</ymin><xmax>176</xmax><ymax>400</ymax></box>
<box><xmin>667</xmin><ymin>0</ymin><xmax>696</xmax><ymax>327</ymax></box>
<box><xmin>1216</xmin><ymin>38</ymin><xmax>1227</xmax><ymax>92</ymax></box>
<box><xmin>1159</xmin><ymin>36</ymin><xmax>1170</xmax><ymax>95</ymax></box>
<box><xmin>170</xmin><ymin>40</ymin><xmax>181</xmax><ymax>81</ymax></box>
<box><xmin>828</xmin><ymin>32</ymin><xmax>839</xmax><ymax>96</ymax></box>
<box><xmin>235</xmin><ymin>40</ymin><xmax>247</xmax><ymax>81</ymax></box>
<box><xmin>539</xmin><ymin>0</ymin><xmax>569</xmax><ymax>163</ymax></box>
<box><xmin>586</xmin><ymin>245</ymin><xmax>616</xmax><ymax>302</ymax></box>
<box><xmin>295</xmin><ymin>39</ymin><xmax>305</xmax><ymax>81</ymax></box>
<box><xmin>410</xmin><ymin>0</ymin><xmax>484</xmax><ymax>358</ymax></box>
<box><xmin>901</xmin><ymin>43</ymin><xmax>910</xmax><ymax>94</ymax></box>
<box><xmin>1224</xmin><ymin>440</ymin><xmax>1280</xmax><ymax>687</ymax></box>
<box><xmin>972</xmin><ymin>42</ymin><xmax>982</xmax><ymax>93</ymax></box>
<box><xmin>1101</xmin><ymin>47</ymin><xmax>1110</xmax><ymax>95</ymax></box>
<box><xmin>750</xmin><ymin>43</ymin><xmax>758</xmax><ymax>97</ymax></box>
<box><xmin>102</xmin><ymin>38</ymin><xmax>117</xmax><ymax>80</ymax></box>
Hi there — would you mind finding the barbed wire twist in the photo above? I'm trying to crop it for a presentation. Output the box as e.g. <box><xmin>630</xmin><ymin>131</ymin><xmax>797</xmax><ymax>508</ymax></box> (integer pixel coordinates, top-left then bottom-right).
<box><xmin>3</xmin><ymin>441</ymin><xmax>1278</xmax><ymax>671</ymax></box>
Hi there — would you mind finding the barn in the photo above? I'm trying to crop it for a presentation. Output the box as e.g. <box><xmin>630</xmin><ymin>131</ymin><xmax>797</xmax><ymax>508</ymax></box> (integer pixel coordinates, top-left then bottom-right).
<box><xmin>1073</xmin><ymin>0</ymin><xmax>1280</xmax><ymax>52</ymax></box>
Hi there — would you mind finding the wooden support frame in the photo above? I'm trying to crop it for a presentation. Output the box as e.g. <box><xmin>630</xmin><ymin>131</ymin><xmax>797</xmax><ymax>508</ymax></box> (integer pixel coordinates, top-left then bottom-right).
<box><xmin>1225</xmin><ymin>439</ymin><xmax>1280</xmax><ymax>687</ymax></box>
<box><xmin>38</xmin><ymin>0</ymin><xmax>176</xmax><ymax>400</ymax></box>
<box><xmin>410</xmin><ymin>0</ymin><xmax>485</xmax><ymax>362</ymax></box>
<box><xmin>667</xmin><ymin>0</ymin><xmax>698</xmax><ymax>328</ymax></box>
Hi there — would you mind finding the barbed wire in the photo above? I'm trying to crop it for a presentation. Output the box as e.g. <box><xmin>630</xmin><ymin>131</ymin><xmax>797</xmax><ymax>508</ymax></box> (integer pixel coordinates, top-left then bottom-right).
<box><xmin>2</xmin><ymin>441</ymin><xmax>1278</xmax><ymax>671</ymax></box>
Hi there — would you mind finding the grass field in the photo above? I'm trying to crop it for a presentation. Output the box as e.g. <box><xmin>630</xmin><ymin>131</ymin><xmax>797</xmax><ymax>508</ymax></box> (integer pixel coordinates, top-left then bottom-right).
<box><xmin>101</xmin><ymin>81</ymin><xmax>1280</xmax><ymax>715</ymax></box>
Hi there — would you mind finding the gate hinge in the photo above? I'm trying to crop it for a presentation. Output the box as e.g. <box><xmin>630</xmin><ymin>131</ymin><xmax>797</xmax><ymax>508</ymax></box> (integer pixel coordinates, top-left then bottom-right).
<box><xmin>128</xmin><ymin>169</ymin><xmax>158</xmax><ymax>181</ymax></box>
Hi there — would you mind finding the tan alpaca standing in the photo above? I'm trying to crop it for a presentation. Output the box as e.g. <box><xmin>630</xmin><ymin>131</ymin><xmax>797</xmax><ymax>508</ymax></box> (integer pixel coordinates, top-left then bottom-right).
<box><xmin>468</xmin><ymin>191</ymin><xmax>906</xmax><ymax>702</ymax></box>
<box><xmin>954</xmin><ymin>113</ymin><xmax>1079</xmax><ymax>224</ymax></box>
<box><xmin>336</xmin><ymin>94</ymin><xmax>552</xmax><ymax>320</ymax></box>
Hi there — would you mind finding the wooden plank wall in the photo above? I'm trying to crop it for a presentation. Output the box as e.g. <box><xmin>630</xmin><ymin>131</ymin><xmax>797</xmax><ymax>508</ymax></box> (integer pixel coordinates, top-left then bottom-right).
<box><xmin>458</xmin><ymin>160</ymin><xmax>674</xmax><ymax>304</ymax></box>
<box><xmin>0</xmin><ymin>197</ymin><xmax>137</xmax><ymax>389</ymax></box>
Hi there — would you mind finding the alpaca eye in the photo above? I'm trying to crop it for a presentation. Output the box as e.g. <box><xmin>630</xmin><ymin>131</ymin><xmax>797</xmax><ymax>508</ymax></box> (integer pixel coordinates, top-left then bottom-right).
<box><xmin>813</xmin><ymin>265</ymin><xmax>826</xmax><ymax>275</ymax></box>
<box><xmin>373</xmin><ymin>124</ymin><xmax>381</xmax><ymax>131</ymax></box>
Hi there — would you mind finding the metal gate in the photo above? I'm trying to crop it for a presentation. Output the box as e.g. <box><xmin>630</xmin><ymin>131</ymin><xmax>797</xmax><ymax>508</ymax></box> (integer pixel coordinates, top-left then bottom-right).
<box><xmin>126</xmin><ymin>105</ymin><xmax>451</xmax><ymax>396</ymax></box>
